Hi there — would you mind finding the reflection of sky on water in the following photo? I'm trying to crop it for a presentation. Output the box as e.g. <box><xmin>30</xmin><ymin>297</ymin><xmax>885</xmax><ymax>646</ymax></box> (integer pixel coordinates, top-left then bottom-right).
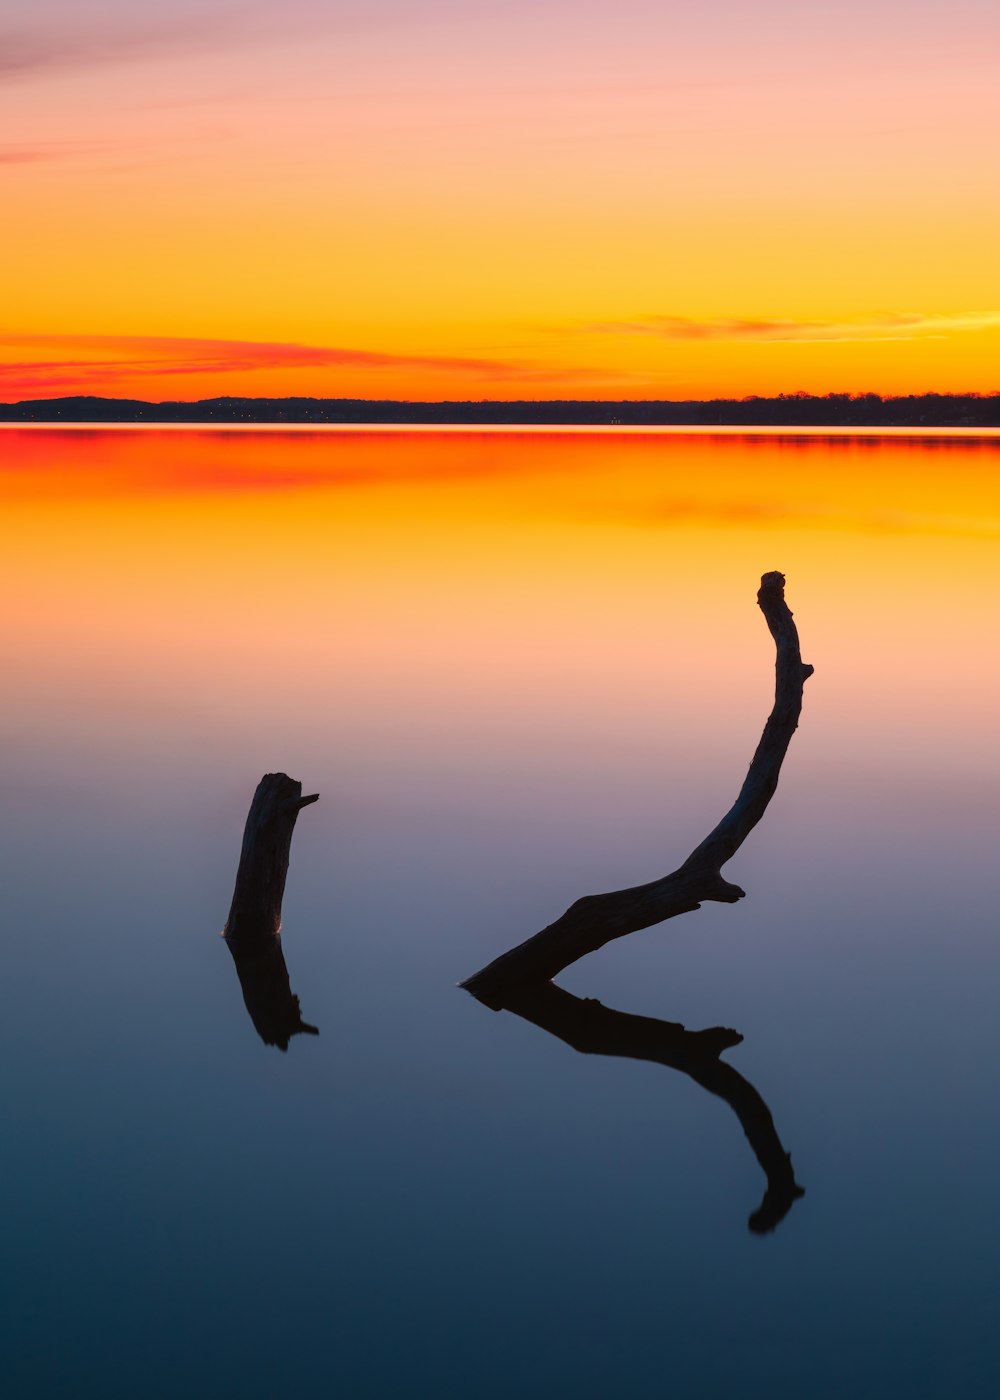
<box><xmin>2</xmin><ymin>428</ymin><xmax>999</xmax><ymax>1398</ymax></box>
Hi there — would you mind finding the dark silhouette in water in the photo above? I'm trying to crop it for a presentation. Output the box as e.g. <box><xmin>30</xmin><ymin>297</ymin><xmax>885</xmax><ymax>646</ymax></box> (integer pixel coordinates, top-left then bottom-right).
<box><xmin>222</xmin><ymin>772</ymin><xmax>319</xmax><ymax>1050</ymax></box>
<box><xmin>461</xmin><ymin>573</ymin><xmax>813</xmax><ymax>1002</ymax></box>
<box><xmin>462</xmin><ymin>573</ymin><xmax>812</xmax><ymax>1229</ymax></box>
<box><xmin>226</xmin><ymin>936</ymin><xmax>318</xmax><ymax>1051</ymax></box>
<box><xmin>500</xmin><ymin>981</ymin><xmax>803</xmax><ymax>1233</ymax></box>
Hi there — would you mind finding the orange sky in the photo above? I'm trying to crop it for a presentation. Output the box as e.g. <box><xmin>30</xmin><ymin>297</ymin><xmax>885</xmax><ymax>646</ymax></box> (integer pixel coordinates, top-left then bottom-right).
<box><xmin>2</xmin><ymin>1</ymin><xmax>999</xmax><ymax>401</ymax></box>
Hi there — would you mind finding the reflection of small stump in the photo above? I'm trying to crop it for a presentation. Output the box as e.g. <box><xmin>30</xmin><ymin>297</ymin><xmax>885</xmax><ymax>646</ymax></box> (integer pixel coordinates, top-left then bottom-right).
<box><xmin>223</xmin><ymin>773</ymin><xmax>319</xmax><ymax>1050</ymax></box>
<box><xmin>228</xmin><ymin>938</ymin><xmax>318</xmax><ymax>1051</ymax></box>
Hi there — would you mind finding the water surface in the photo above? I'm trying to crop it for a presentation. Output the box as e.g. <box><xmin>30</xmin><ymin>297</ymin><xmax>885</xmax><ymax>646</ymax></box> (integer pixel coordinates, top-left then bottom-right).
<box><xmin>2</xmin><ymin>426</ymin><xmax>999</xmax><ymax>1398</ymax></box>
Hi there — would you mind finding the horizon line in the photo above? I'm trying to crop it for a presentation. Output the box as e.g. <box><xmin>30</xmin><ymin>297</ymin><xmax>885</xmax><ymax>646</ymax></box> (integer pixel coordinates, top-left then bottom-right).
<box><xmin>4</xmin><ymin>423</ymin><xmax>1000</xmax><ymax>440</ymax></box>
<box><xmin>2</xmin><ymin>390</ymin><xmax>1000</xmax><ymax>408</ymax></box>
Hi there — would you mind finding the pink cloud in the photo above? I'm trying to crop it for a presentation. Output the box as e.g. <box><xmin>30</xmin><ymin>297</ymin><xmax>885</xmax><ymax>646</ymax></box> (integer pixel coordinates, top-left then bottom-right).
<box><xmin>0</xmin><ymin>140</ymin><xmax>118</xmax><ymax>164</ymax></box>
<box><xmin>583</xmin><ymin>312</ymin><xmax>1000</xmax><ymax>343</ymax></box>
<box><xmin>0</xmin><ymin>7</ymin><xmax>253</xmax><ymax>81</ymax></box>
<box><xmin>0</xmin><ymin>331</ymin><xmax>637</xmax><ymax>400</ymax></box>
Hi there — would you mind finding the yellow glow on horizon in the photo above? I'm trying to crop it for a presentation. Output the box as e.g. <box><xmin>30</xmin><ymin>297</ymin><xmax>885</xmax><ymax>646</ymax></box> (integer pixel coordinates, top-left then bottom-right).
<box><xmin>2</xmin><ymin>4</ymin><xmax>999</xmax><ymax>400</ymax></box>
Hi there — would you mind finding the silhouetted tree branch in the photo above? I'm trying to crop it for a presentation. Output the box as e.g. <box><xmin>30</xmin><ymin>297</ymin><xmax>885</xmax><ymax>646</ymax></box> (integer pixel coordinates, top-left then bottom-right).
<box><xmin>460</xmin><ymin>573</ymin><xmax>812</xmax><ymax>1004</ymax></box>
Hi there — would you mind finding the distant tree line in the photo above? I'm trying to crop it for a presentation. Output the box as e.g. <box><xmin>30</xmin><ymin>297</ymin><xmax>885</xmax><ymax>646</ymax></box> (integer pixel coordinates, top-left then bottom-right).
<box><xmin>1</xmin><ymin>391</ymin><xmax>998</xmax><ymax>427</ymax></box>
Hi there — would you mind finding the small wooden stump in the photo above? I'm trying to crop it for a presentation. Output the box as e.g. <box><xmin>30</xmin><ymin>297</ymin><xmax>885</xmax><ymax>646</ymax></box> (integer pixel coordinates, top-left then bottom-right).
<box><xmin>222</xmin><ymin>773</ymin><xmax>319</xmax><ymax>1050</ymax></box>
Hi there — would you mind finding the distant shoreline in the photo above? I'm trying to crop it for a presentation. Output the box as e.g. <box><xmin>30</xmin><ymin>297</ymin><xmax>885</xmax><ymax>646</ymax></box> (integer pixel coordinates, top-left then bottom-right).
<box><xmin>1</xmin><ymin>392</ymin><xmax>998</xmax><ymax>429</ymax></box>
<box><xmin>5</xmin><ymin>423</ymin><xmax>1000</xmax><ymax>441</ymax></box>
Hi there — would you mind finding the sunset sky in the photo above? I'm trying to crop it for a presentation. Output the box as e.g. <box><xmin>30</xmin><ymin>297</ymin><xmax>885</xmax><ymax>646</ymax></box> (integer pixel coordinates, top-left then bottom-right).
<box><xmin>2</xmin><ymin>0</ymin><xmax>999</xmax><ymax>401</ymax></box>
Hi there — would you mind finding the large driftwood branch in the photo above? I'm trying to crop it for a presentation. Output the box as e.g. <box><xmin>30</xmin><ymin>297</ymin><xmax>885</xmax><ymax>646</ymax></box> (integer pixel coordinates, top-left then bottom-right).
<box><xmin>222</xmin><ymin>772</ymin><xmax>320</xmax><ymax>1050</ymax></box>
<box><xmin>460</xmin><ymin>573</ymin><xmax>812</xmax><ymax>1005</ymax></box>
<box><xmin>503</xmin><ymin>981</ymin><xmax>804</xmax><ymax>1233</ymax></box>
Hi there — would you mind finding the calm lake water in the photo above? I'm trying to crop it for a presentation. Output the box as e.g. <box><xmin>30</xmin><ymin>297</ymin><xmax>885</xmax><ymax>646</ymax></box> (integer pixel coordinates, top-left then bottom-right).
<box><xmin>2</xmin><ymin>426</ymin><xmax>1000</xmax><ymax>1398</ymax></box>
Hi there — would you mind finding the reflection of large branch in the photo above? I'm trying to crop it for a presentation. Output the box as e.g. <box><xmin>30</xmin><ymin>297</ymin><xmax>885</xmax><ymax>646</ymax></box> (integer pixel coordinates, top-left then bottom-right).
<box><xmin>502</xmin><ymin>981</ymin><xmax>804</xmax><ymax>1233</ymax></box>
<box><xmin>460</xmin><ymin>573</ymin><xmax>813</xmax><ymax>1005</ymax></box>
<box><xmin>222</xmin><ymin>773</ymin><xmax>320</xmax><ymax>1050</ymax></box>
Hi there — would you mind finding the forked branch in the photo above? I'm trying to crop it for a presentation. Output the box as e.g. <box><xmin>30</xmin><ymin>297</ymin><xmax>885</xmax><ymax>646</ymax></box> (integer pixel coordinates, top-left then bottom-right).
<box><xmin>460</xmin><ymin>572</ymin><xmax>812</xmax><ymax>1005</ymax></box>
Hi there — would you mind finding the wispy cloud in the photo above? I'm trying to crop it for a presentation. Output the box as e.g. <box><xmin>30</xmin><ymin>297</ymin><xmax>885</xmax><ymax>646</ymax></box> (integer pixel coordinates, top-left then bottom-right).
<box><xmin>0</xmin><ymin>2</ymin><xmax>455</xmax><ymax>84</ymax></box>
<box><xmin>582</xmin><ymin>312</ymin><xmax>1000</xmax><ymax>344</ymax></box>
<box><xmin>0</xmin><ymin>140</ymin><xmax>119</xmax><ymax>165</ymax></box>
<box><xmin>0</xmin><ymin>331</ymin><xmax>628</xmax><ymax>399</ymax></box>
<box><xmin>0</xmin><ymin>7</ymin><xmax>253</xmax><ymax>82</ymax></box>
<box><xmin>0</xmin><ymin>147</ymin><xmax>60</xmax><ymax>165</ymax></box>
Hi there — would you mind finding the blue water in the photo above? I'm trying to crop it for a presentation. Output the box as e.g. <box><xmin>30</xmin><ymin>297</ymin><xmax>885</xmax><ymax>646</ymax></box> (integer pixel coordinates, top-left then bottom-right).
<box><xmin>2</xmin><ymin>428</ymin><xmax>999</xmax><ymax>1399</ymax></box>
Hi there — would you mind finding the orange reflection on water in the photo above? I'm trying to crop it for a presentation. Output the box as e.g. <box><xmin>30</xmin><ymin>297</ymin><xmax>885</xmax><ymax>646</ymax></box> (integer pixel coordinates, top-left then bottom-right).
<box><xmin>3</xmin><ymin>426</ymin><xmax>999</xmax><ymax>817</ymax></box>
